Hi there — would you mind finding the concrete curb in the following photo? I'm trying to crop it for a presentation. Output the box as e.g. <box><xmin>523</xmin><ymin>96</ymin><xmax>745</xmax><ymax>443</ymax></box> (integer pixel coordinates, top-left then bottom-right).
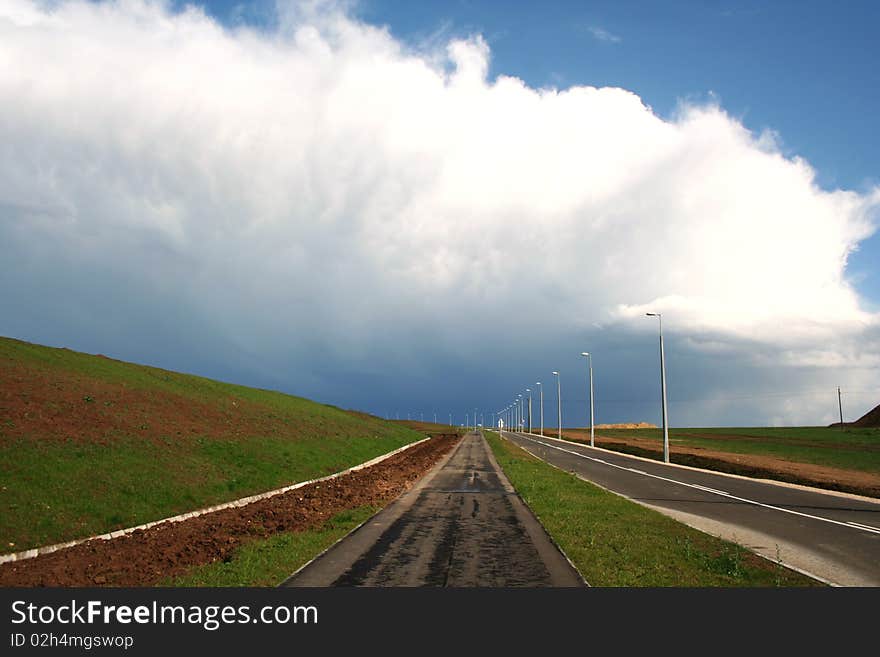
<box><xmin>0</xmin><ymin>436</ymin><xmax>431</xmax><ymax>565</ymax></box>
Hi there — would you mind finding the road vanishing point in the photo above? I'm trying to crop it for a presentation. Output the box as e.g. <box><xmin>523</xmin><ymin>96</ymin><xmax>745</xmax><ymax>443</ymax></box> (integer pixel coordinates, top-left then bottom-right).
<box><xmin>283</xmin><ymin>431</ymin><xmax>585</xmax><ymax>587</ymax></box>
<box><xmin>284</xmin><ymin>430</ymin><xmax>879</xmax><ymax>587</ymax></box>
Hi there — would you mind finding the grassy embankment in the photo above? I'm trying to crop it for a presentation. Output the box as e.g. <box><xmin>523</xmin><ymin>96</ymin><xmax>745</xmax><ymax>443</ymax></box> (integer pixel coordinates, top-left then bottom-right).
<box><xmin>484</xmin><ymin>430</ymin><xmax>821</xmax><ymax>587</ymax></box>
<box><xmin>560</xmin><ymin>425</ymin><xmax>880</xmax><ymax>475</ymax></box>
<box><xmin>0</xmin><ymin>336</ymin><xmax>426</xmax><ymax>553</ymax></box>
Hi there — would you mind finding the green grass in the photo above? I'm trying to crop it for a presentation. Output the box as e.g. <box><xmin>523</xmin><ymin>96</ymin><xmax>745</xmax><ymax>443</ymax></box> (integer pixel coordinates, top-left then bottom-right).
<box><xmin>162</xmin><ymin>506</ymin><xmax>378</xmax><ymax>587</ymax></box>
<box><xmin>484</xmin><ymin>431</ymin><xmax>821</xmax><ymax>587</ymax></box>
<box><xmin>0</xmin><ymin>336</ymin><xmax>425</xmax><ymax>551</ymax></box>
<box><xmin>1</xmin><ymin>433</ymin><xmax>410</xmax><ymax>551</ymax></box>
<box><xmin>567</xmin><ymin>426</ymin><xmax>880</xmax><ymax>474</ymax></box>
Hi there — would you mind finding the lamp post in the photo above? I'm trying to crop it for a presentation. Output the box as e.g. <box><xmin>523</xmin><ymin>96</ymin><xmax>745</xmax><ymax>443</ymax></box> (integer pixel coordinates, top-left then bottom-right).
<box><xmin>580</xmin><ymin>352</ymin><xmax>594</xmax><ymax>447</ymax></box>
<box><xmin>517</xmin><ymin>395</ymin><xmax>523</xmax><ymax>432</ymax></box>
<box><xmin>646</xmin><ymin>312</ymin><xmax>670</xmax><ymax>463</ymax></box>
<box><xmin>536</xmin><ymin>382</ymin><xmax>544</xmax><ymax>436</ymax></box>
<box><xmin>526</xmin><ymin>388</ymin><xmax>532</xmax><ymax>434</ymax></box>
<box><xmin>552</xmin><ymin>371</ymin><xmax>561</xmax><ymax>440</ymax></box>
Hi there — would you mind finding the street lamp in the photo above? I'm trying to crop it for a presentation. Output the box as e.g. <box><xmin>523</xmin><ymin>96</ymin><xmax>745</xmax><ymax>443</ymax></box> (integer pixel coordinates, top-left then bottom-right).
<box><xmin>646</xmin><ymin>312</ymin><xmax>670</xmax><ymax>463</ymax></box>
<box><xmin>580</xmin><ymin>352</ymin><xmax>594</xmax><ymax>447</ymax></box>
<box><xmin>517</xmin><ymin>395</ymin><xmax>523</xmax><ymax>432</ymax></box>
<box><xmin>552</xmin><ymin>371</ymin><xmax>561</xmax><ymax>440</ymax></box>
<box><xmin>526</xmin><ymin>388</ymin><xmax>532</xmax><ymax>434</ymax></box>
<box><xmin>536</xmin><ymin>382</ymin><xmax>544</xmax><ymax>436</ymax></box>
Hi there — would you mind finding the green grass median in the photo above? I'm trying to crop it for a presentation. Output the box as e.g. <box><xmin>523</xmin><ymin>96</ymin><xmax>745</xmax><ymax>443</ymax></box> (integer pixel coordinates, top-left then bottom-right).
<box><xmin>162</xmin><ymin>506</ymin><xmax>377</xmax><ymax>587</ymax></box>
<box><xmin>484</xmin><ymin>431</ymin><xmax>821</xmax><ymax>587</ymax></box>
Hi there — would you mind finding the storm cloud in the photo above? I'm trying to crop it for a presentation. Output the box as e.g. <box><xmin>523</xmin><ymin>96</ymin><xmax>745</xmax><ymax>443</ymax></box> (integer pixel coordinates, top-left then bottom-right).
<box><xmin>1</xmin><ymin>0</ymin><xmax>878</xmax><ymax>425</ymax></box>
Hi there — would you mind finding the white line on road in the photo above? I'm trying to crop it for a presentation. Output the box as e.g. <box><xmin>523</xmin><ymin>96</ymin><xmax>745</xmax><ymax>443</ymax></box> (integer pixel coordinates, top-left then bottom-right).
<box><xmin>504</xmin><ymin>431</ymin><xmax>880</xmax><ymax>538</ymax></box>
<box><xmin>692</xmin><ymin>485</ymin><xmax>729</xmax><ymax>495</ymax></box>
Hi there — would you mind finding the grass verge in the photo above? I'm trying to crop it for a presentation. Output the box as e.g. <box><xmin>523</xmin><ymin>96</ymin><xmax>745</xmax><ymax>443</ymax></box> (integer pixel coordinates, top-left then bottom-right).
<box><xmin>484</xmin><ymin>431</ymin><xmax>822</xmax><ymax>587</ymax></box>
<box><xmin>162</xmin><ymin>506</ymin><xmax>378</xmax><ymax>586</ymax></box>
<box><xmin>562</xmin><ymin>426</ymin><xmax>880</xmax><ymax>475</ymax></box>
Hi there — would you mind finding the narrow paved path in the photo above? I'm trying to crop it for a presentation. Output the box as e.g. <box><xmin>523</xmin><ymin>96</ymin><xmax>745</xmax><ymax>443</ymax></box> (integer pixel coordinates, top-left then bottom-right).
<box><xmin>282</xmin><ymin>432</ymin><xmax>584</xmax><ymax>587</ymax></box>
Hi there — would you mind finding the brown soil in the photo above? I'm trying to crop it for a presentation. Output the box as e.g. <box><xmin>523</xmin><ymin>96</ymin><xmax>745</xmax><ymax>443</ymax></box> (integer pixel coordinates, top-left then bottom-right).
<box><xmin>0</xmin><ymin>434</ymin><xmax>460</xmax><ymax>587</ymax></box>
<box><xmin>0</xmin><ymin>360</ymin><xmax>294</xmax><ymax>446</ymax></box>
<box><xmin>558</xmin><ymin>429</ymin><xmax>880</xmax><ymax>498</ymax></box>
<box><xmin>594</xmin><ymin>422</ymin><xmax>657</xmax><ymax>429</ymax></box>
<box><xmin>851</xmin><ymin>402</ymin><xmax>880</xmax><ymax>428</ymax></box>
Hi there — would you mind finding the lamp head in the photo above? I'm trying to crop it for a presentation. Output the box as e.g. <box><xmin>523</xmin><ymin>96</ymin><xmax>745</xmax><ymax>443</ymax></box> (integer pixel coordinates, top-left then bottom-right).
<box><xmin>552</xmin><ymin>371</ymin><xmax>559</xmax><ymax>376</ymax></box>
<box><xmin>581</xmin><ymin>352</ymin><xmax>589</xmax><ymax>357</ymax></box>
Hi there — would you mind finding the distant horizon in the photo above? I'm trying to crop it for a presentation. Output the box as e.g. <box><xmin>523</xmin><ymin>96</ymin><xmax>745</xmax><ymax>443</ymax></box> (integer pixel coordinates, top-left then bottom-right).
<box><xmin>3</xmin><ymin>332</ymin><xmax>876</xmax><ymax>430</ymax></box>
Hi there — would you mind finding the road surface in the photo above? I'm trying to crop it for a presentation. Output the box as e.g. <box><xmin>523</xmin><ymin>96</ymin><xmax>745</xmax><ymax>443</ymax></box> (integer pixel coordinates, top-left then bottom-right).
<box><xmin>282</xmin><ymin>431</ymin><xmax>585</xmax><ymax>587</ymax></box>
<box><xmin>502</xmin><ymin>430</ymin><xmax>880</xmax><ymax>586</ymax></box>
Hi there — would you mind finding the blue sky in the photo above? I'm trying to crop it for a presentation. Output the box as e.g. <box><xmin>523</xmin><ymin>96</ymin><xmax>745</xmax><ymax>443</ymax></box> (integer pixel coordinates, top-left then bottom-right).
<box><xmin>2</xmin><ymin>0</ymin><xmax>879</xmax><ymax>427</ymax></box>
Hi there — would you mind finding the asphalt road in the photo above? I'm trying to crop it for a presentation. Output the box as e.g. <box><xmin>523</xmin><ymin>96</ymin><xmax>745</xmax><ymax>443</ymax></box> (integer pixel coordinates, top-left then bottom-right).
<box><xmin>502</xmin><ymin>430</ymin><xmax>880</xmax><ymax>586</ymax></box>
<box><xmin>282</xmin><ymin>432</ymin><xmax>585</xmax><ymax>587</ymax></box>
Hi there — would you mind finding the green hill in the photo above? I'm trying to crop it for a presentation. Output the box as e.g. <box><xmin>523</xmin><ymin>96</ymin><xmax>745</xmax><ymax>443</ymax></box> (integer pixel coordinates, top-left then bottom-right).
<box><xmin>0</xmin><ymin>336</ymin><xmax>423</xmax><ymax>553</ymax></box>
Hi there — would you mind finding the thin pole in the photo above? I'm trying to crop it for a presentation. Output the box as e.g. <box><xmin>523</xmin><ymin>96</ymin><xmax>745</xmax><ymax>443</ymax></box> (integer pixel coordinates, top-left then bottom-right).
<box><xmin>659</xmin><ymin>317</ymin><xmax>669</xmax><ymax>463</ymax></box>
<box><xmin>537</xmin><ymin>383</ymin><xmax>544</xmax><ymax>437</ymax></box>
<box><xmin>553</xmin><ymin>372</ymin><xmax>562</xmax><ymax>440</ymax></box>
<box><xmin>527</xmin><ymin>389</ymin><xmax>532</xmax><ymax>434</ymax></box>
<box><xmin>589</xmin><ymin>356</ymin><xmax>594</xmax><ymax>447</ymax></box>
<box><xmin>838</xmin><ymin>387</ymin><xmax>844</xmax><ymax>429</ymax></box>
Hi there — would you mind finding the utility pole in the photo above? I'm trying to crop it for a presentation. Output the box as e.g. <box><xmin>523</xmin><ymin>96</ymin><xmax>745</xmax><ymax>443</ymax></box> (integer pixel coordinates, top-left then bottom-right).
<box><xmin>838</xmin><ymin>386</ymin><xmax>844</xmax><ymax>430</ymax></box>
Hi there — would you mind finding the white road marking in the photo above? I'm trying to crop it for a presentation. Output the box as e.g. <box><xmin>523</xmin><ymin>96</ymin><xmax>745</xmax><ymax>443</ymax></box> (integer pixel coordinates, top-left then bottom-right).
<box><xmin>503</xmin><ymin>431</ymin><xmax>880</xmax><ymax>538</ymax></box>
<box><xmin>692</xmin><ymin>485</ymin><xmax>729</xmax><ymax>495</ymax></box>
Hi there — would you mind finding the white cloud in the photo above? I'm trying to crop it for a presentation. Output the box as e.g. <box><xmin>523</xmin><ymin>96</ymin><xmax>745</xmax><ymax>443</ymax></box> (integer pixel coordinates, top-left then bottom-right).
<box><xmin>586</xmin><ymin>25</ymin><xmax>621</xmax><ymax>43</ymax></box>
<box><xmin>1</xmin><ymin>0</ymin><xmax>879</xmax><ymax>422</ymax></box>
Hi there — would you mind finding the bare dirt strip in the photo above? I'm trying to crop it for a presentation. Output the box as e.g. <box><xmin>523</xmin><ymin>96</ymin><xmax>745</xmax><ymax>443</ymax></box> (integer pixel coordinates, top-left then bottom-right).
<box><xmin>0</xmin><ymin>434</ymin><xmax>460</xmax><ymax>587</ymax></box>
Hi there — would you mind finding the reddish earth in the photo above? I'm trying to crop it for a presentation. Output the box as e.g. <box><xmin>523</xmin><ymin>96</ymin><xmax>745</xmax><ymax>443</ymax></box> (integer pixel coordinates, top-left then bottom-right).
<box><xmin>0</xmin><ymin>360</ymin><xmax>294</xmax><ymax>446</ymax></box>
<box><xmin>558</xmin><ymin>429</ymin><xmax>880</xmax><ymax>499</ymax></box>
<box><xmin>594</xmin><ymin>422</ymin><xmax>657</xmax><ymax>429</ymax></box>
<box><xmin>0</xmin><ymin>434</ymin><xmax>460</xmax><ymax>587</ymax></box>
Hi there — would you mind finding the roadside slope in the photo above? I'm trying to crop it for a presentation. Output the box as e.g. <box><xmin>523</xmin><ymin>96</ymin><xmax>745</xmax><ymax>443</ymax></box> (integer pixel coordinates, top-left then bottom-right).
<box><xmin>0</xmin><ymin>336</ymin><xmax>425</xmax><ymax>552</ymax></box>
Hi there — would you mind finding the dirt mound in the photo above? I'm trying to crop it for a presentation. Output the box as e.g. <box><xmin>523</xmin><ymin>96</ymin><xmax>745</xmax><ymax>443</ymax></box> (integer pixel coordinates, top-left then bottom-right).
<box><xmin>852</xmin><ymin>403</ymin><xmax>880</xmax><ymax>428</ymax></box>
<box><xmin>594</xmin><ymin>422</ymin><xmax>657</xmax><ymax>429</ymax></box>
